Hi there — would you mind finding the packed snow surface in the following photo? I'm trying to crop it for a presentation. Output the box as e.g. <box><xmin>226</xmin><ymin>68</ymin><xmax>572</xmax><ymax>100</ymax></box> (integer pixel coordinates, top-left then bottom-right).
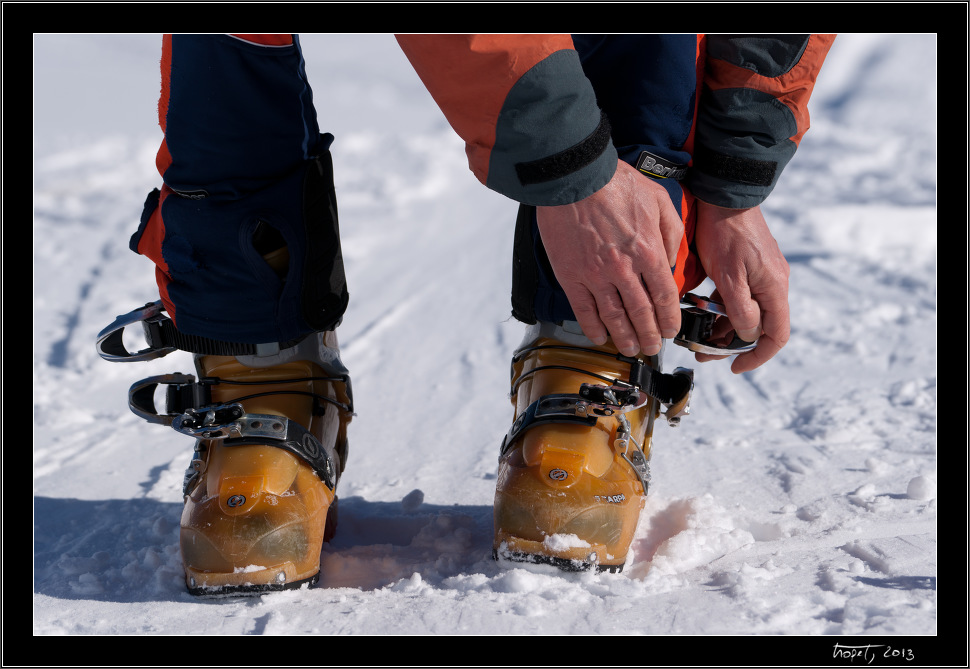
<box><xmin>34</xmin><ymin>34</ymin><xmax>937</xmax><ymax>644</ymax></box>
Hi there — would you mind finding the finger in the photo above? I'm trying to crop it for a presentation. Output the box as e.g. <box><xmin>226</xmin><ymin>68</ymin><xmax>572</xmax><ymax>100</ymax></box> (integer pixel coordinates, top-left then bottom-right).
<box><xmin>615</xmin><ymin>278</ymin><xmax>662</xmax><ymax>356</ymax></box>
<box><xmin>564</xmin><ymin>283</ymin><xmax>609</xmax><ymax>346</ymax></box>
<box><xmin>652</xmin><ymin>198</ymin><xmax>685</xmax><ymax>336</ymax></box>
<box><xmin>731</xmin><ymin>296</ymin><xmax>790</xmax><ymax>374</ymax></box>
<box><xmin>595</xmin><ymin>286</ymin><xmax>641</xmax><ymax>356</ymax></box>
<box><xmin>718</xmin><ymin>280</ymin><xmax>762</xmax><ymax>344</ymax></box>
<box><xmin>730</xmin><ymin>329</ymin><xmax>781</xmax><ymax>373</ymax></box>
<box><xmin>643</xmin><ymin>269</ymin><xmax>682</xmax><ymax>341</ymax></box>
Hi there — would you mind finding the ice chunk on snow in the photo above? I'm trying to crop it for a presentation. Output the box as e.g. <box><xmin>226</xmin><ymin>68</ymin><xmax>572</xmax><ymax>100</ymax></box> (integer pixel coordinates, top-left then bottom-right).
<box><xmin>906</xmin><ymin>475</ymin><xmax>936</xmax><ymax>501</ymax></box>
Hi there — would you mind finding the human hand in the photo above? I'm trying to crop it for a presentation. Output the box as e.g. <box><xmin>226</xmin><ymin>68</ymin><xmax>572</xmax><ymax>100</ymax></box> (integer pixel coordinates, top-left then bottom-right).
<box><xmin>536</xmin><ymin>159</ymin><xmax>684</xmax><ymax>357</ymax></box>
<box><xmin>693</xmin><ymin>201</ymin><xmax>791</xmax><ymax>373</ymax></box>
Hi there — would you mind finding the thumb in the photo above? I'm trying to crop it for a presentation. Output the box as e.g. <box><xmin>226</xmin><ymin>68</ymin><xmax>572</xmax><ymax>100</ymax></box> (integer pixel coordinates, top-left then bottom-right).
<box><xmin>720</xmin><ymin>283</ymin><xmax>762</xmax><ymax>343</ymax></box>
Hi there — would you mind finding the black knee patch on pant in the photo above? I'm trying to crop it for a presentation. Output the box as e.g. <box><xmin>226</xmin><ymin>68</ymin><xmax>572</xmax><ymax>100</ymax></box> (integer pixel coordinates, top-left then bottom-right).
<box><xmin>301</xmin><ymin>150</ymin><xmax>348</xmax><ymax>333</ymax></box>
<box><xmin>132</xmin><ymin>140</ymin><xmax>349</xmax><ymax>347</ymax></box>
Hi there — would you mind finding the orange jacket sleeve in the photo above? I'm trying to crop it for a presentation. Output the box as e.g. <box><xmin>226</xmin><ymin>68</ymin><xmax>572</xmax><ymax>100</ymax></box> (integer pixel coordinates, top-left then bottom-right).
<box><xmin>396</xmin><ymin>34</ymin><xmax>617</xmax><ymax>206</ymax></box>
<box><xmin>687</xmin><ymin>34</ymin><xmax>836</xmax><ymax>208</ymax></box>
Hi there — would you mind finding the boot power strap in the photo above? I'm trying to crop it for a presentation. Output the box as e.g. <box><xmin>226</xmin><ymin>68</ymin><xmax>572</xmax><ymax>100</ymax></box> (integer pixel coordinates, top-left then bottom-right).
<box><xmin>96</xmin><ymin>300</ymin><xmax>305</xmax><ymax>362</ymax></box>
<box><xmin>500</xmin><ymin>394</ymin><xmax>598</xmax><ymax>455</ymax></box>
<box><xmin>173</xmin><ymin>403</ymin><xmax>338</xmax><ymax>490</ymax></box>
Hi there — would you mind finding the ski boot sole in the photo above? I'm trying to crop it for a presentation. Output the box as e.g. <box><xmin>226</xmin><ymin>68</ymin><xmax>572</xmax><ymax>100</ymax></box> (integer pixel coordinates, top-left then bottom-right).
<box><xmin>492</xmin><ymin>547</ymin><xmax>624</xmax><ymax>573</ymax></box>
<box><xmin>186</xmin><ymin>571</ymin><xmax>321</xmax><ymax>597</ymax></box>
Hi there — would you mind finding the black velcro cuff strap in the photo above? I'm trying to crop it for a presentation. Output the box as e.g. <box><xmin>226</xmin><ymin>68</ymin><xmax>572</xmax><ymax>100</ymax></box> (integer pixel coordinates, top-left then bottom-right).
<box><xmin>515</xmin><ymin>111</ymin><xmax>612</xmax><ymax>186</ymax></box>
<box><xmin>694</xmin><ymin>145</ymin><xmax>777</xmax><ymax>187</ymax></box>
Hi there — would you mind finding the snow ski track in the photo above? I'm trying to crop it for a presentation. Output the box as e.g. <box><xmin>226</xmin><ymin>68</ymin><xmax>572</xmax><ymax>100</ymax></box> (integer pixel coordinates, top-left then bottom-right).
<box><xmin>703</xmin><ymin>520</ymin><xmax>936</xmax><ymax>573</ymax></box>
<box><xmin>342</xmin><ymin>288</ymin><xmax>426</xmax><ymax>362</ymax></box>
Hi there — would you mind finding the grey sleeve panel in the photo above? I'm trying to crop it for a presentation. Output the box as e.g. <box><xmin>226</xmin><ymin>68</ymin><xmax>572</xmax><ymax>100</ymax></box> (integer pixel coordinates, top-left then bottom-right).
<box><xmin>688</xmin><ymin>35</ymin><xmax>811</xmax><ymax>209</ymax></box>
<box><xmin>686</xmin><ymin>86</ymin><xmax>799</xmax><ymax>209</ymax></box>
<box><xmin>486</xmin><ymin>49</ymin><xmax>618</xmax><ymax>207</ymax></box>
<box><xmin>705</xmin><ymin>35</ymin><xmax>811</xmax><ymax>77</ymax></box>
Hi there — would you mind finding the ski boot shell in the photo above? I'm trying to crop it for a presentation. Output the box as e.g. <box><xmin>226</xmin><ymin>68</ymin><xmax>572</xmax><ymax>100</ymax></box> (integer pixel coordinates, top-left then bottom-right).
<box><xmin>493</xmin><ymin>321</ymin><xmax>670</xmax><ymax>573</ymax></box>
<box><xmin>180</xmin><ymin>345</ymin><xmax>351</xmax><ymax>596</ymax></box>
<box><xmin>97</xmin><ymin>303</ymin><xmax>354</xmax><ymax>597</ymax></box>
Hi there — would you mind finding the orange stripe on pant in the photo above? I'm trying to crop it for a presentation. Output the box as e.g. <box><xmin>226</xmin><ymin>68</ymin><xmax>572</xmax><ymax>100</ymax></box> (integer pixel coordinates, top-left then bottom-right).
<box><xmin>672</xmin><ymin>34</ymin><xmax>708</xmax><ymax>297</ymax></box>
<box><xmin>156</xmin><ymin>34</ymin><xmax>173</xmax><ymax>176</ymax></box>
<box><xmin>674</xmin><ymin>190</ymin><xmax>706</xmax><ymax>297</ymax></box>
<box><xmin>134</xmin><ymin>186</ymin><xmax>177</xmax><ymax>321</ymax></box>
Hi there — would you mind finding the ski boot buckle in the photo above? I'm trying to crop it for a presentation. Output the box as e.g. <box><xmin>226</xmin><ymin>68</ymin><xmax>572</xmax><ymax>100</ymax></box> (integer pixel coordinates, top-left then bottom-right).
<box><xmin>173</xmin><ymin>402</ymin><xmax>339</xmax><ymax>491</ymax></box>
<box><xmin>675</xmin><ymin>293</ymin><xmax>758</xmax><ymax>356</ymax></box>
<box><xmin>96</xmin><ymin>301</ymin><xmax>177</xmax><ymax>362</ymax></box>
<box><xmin>577</xmin><ymin>381</ymin><xmax>649</xmax><ymax>416</ymax></box>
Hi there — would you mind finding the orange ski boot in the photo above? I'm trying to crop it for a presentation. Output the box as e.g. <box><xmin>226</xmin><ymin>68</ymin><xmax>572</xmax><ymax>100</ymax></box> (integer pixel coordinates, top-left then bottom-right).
<box><xmin>177</xmin><ymin>335</ymin><xmax>351</xmax><ymax>595</ymax></box>
<box><xmin>121</xmin><ymin>329</ymin><xmax>353</xmax><ymax>596</ymax></box>
<box><xmin>493</xmin><ymin>321</ymin><xmax>692</xmax><ymax>573</ymax></box>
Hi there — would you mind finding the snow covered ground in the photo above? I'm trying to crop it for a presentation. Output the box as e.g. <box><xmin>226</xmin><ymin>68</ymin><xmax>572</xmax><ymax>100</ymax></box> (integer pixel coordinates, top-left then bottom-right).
<box><xmin>33</xmin><ymin>33</ymin><xmax>941</xmax><ymax>651</ymax></box>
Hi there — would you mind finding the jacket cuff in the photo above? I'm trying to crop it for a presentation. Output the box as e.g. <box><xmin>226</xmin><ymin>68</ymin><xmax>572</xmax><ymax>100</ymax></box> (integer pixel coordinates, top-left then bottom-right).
<box><xmin>686</xmin><ymin>139</ymin><xmax>797</xmax><ymax>209</ymax></box>
<box><xmin>485</xmin><ymin>49</ymin><xmax>618</xmax><ymax>206</ymax></box>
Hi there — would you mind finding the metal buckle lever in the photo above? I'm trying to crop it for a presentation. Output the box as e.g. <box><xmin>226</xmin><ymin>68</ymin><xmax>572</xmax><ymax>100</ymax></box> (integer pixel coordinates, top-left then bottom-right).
<box><xmin>96</xmin><ymin>301</ymin><xmax>177</xmax><ymax>362</ymax></box>
<box><xmin>577</xmin><ymin>382</ymin><xmax>650</xmax><ymax>416</ymax></box>
<box><xmin>674</xmin><ymin>293</ymin><xmax>758</xmax><ymax>356</ymax></box>
<box><xmin>128</xmin><ymin>373</ymin><xmax>207</xmax><ymax>425</ymax></box>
